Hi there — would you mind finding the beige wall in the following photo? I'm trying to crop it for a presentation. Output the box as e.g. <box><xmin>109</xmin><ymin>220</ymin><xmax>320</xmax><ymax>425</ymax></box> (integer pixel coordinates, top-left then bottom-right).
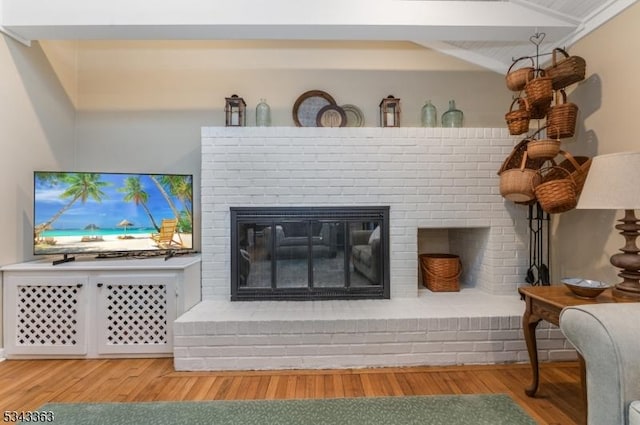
<box><xmin>40</xmin><ymin>40</ymin><xmax>79</xmax><ymax>108</ymax></box>
<box><xmin>553</xmin><ymin>2</ymin><xmax>640</xmax><ymax>284</ymax></box>
<box><xmin>71</xmin><ymin>40</ymin><xmax>506</xmax><ymax>127</ymax></box>
<box><xmin>0</xmin><ymin>35</ymin><xmax>76</xmax><ymax>349</ymax></box>
<box><xmin>0</xmin><ymin>37</ymin><xmax>75</xmax><ymax>264</ymax></box>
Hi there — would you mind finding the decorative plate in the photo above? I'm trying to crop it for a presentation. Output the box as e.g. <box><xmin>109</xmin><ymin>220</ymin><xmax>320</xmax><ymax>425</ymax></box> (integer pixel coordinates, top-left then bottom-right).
<box><xmin>316</xmin><ymin>105</ymin><xmax>347</xmax><ymax>127</ymax></box>
<box><xmin>292</xmin><ymin>90</ymin><xmax>336</xmax><ymax>127</ymax></box>
<box><xmin>341</xmin><ymin>104</ymin><xmax>365</xmax><ymax>127</ymax></box>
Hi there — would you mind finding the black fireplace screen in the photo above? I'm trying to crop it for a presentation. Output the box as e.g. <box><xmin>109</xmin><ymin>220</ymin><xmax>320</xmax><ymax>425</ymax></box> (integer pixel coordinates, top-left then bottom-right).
<box><xmin>230</xmin><ymin>206</ymin><xmax>390</xmax><ymax>301</ymax></box>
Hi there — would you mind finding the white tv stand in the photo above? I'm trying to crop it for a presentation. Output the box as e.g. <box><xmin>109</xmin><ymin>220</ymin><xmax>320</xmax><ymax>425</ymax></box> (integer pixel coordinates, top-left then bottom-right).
<box><xmin>1</xmin><ymin>255</ymin><xmax>201</xmax><ymax>359</ymax></box>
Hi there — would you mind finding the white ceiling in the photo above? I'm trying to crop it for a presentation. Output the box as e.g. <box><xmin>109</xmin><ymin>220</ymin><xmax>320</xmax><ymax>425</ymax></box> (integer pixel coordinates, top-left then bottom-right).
<box><xmin>0</xmin><ymin>0</ymin><xmax>637</xmax><ymax>73</ymax></box>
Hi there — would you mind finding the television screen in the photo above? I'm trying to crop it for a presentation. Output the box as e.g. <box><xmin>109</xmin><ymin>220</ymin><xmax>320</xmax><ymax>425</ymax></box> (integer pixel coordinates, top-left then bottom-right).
<box><xmin>34</xmin><ymin>171</ymin><xmax>193</xmax><ymax>256</ymax></box>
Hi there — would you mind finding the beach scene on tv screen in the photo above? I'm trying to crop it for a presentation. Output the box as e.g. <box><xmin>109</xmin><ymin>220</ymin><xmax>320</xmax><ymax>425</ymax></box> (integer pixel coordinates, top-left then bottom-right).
<box><xmin>34</xmin><ymin>172</ymin><xmax>193</xmax><ymax>255</ymax></box>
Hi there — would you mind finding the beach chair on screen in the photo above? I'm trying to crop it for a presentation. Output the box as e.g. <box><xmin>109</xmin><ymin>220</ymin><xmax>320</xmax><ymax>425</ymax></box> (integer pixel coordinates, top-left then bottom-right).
<box><xmin>150</xmin><ymin>218</ymin><xmax>183</xmax><ymax>249</ymax></box>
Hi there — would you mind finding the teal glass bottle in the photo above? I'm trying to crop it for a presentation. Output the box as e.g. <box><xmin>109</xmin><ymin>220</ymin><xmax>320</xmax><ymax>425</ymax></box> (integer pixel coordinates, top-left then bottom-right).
<box><xmin>421</xmin><ymin>100</ymin><xmax>437</xmax><ymax>127</ymax></box>
<box><xmin>256</xmin><ymin>98</ymin><xmax>271</xmax><ymax>127</ymax></box>
<box><xmin>441</xmin><ymin>100</ymin><xmax>463</xmax><ymax>128</ymax></box>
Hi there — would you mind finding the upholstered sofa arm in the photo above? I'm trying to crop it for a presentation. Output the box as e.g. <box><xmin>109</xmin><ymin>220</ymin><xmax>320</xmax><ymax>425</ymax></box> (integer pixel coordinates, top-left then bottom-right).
<box><xmin>560</xmin><ymin>303</ymin><xmax>640</xmax><ymax>425</ymax></box>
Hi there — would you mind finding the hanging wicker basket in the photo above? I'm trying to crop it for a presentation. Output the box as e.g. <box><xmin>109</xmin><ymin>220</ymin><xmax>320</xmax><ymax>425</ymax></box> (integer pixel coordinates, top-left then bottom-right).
<box><xmin>519</xmin><ymin>97</ymin><xmax>549</xmax><ymax>120</ymax></box>
<box><xmin>419</xmin><ymin>253</ymin><xmax>461</xmax><ymax>292</ymax></box>
<box><xmin>532</xmin><ymin>166</ymin><xmax>578</xmax><ymax>214</ymax></box>
<box><xmin>524</xmin><ymin>69</ymin><xmax>553</xmax><ymax>108</ymax></box>
<box><xmin>506</xmin><ymin>56</ymin><xmax>535</xmax><ymax>92</ymax></box>
<box><xmin>505</xmin><ymin>97</ymin><xmax>530</xmax><ymax>136</ymax></box>
<box><xmin>544</xmin><ymin>48</ymin><xmax>587</xmax><ymax>90</ymax></box>
<box><xmin>547</xmin><ymin>89</ymin><xmax>579</xmax><ymax>139</ymax></box>
<box><xmin>545</xmin><ymin>150</ymin><xmax>592</xmax><ymax>196</ymax></box>
<box><xmin>526</xmin><ymin>127</ymin><xmax>561</xmax><ymax>160</ymax></box>
<box><xmin>498</xmin><ymin>139</ymin><xmax>545</xmax><ymax>203</ymax></box>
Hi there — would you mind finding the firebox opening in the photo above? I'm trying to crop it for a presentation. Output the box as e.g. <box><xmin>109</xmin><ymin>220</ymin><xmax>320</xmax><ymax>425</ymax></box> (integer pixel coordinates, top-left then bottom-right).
<box><xmin>231</xmin><ymin>206</ymin><xmax>390</xmax><ymax>301</ymax></box>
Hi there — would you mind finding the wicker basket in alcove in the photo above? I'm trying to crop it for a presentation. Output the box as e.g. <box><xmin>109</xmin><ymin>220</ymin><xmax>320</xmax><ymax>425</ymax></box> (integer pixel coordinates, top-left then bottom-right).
<box><xmin>419</xmin><ymin>253</ymin><xmax>461</xmax><ymax>292</ymax></box>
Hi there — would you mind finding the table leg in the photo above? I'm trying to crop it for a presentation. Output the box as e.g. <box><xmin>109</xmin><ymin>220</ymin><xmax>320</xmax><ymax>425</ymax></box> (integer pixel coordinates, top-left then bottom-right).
<box><xmin>522</xmin><ymin>302</ymin><xmax>542</xmax><ymax>397</ymax></box>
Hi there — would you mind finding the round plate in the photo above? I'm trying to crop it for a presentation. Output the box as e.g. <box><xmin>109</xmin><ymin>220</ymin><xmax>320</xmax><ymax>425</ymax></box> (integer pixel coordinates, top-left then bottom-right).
<box><xmin>341</xmin><ymin>104</ymin><xmax>364</xmax><ymax>127</ymax></box>
<box><xmin>292</xmin><ymin>90</ymin><xmax>336</xmax><ymax>127</ymax></box>
<box><xmin>316</xmin><ymin>105</ymin><xmax>347</xmax><ymax>127</ymax></box>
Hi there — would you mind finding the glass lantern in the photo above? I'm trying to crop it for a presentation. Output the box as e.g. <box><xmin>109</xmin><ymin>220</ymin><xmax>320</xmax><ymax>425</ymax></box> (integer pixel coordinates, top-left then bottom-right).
<box><xmin>225</xmin><ymin>94</ymin><xmax>246</xmax><ymax>127</ymax></box>
<box><xmin>379</xmin><ymin>95</ymin><xmax>400</xmax><ymax>127</ymax></box>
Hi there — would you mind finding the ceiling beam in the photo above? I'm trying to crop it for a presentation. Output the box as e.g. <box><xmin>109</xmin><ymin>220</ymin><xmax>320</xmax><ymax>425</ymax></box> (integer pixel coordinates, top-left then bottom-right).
<box><xmin>413</xmin><ymin>40</ymin><xmax>511</xmax><ymax>74</ymax></box>
<box><xmin>1</xmin><ymin>0</ymin><xmax>577</xmax><ymax>42</ymax></box>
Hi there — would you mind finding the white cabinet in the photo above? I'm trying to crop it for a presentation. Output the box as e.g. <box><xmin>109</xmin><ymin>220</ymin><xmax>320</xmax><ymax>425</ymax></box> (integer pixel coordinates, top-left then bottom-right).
<box><xmin>2</xmin><ymin>255</ymin><xmax>200</xmax><ymax>359</ymax></box>
<box><xmin>4</xmin><ymin>274</ymin><xmax>89</xmax><ymax>356</ymax></box>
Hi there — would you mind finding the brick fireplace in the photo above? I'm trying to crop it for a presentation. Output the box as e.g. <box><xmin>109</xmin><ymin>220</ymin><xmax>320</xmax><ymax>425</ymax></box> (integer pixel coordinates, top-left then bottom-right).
<box><xmin>200</xmin><ymin>126</ymin><xmax>529</xmax><ymax>299</ymax></box>
<box><xmin>172</xmin><ymin>127</ymin><xmax>576</xmax><ymax>371</ymax></box>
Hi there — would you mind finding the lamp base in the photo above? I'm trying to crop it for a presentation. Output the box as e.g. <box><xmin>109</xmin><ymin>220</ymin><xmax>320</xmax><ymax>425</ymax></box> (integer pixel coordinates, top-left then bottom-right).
<box><xmin>613</xmin><ymin>286</ymin><xmax>640</xmax><ymax>299</ymax></box>
<box><xmin>611</xmin><ymin>209</ymin><xmax>640</xmax><ymax>299</ymax></box>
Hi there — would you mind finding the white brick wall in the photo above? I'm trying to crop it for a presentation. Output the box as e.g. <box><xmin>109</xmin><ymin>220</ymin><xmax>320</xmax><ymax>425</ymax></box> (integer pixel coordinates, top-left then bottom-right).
<box><xmin>201</xmin><ymin>126</ymin><xmax>529</xmax><ymax>300</ymax></box>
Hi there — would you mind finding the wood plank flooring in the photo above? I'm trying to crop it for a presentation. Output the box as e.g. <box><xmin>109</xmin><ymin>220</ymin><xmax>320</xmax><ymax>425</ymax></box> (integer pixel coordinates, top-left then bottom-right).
<box><xmin>0</xmin><ymin>359</ymin><xmax>583</xmax><ymax>425</ymax></box>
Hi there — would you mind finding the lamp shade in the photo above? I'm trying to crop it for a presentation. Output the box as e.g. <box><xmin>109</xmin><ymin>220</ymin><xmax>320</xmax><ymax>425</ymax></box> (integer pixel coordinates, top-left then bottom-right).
<box><xmin>576</xmin><ymin>151</ymin><xmax>640</xmax><ymax>210</ymax></box>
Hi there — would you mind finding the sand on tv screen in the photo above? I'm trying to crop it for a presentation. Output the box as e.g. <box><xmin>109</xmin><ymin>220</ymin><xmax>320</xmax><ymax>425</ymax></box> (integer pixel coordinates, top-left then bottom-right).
<box><xmin>34</xmin><ymin>171</ymin><xmax>193</xmax><ymax>256</ymax></box>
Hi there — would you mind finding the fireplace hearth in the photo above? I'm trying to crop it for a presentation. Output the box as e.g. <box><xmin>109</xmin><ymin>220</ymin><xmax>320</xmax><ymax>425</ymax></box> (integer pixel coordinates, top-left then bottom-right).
<box><xmin>231</xmin><ymin>206</ymin><xmax>390</xmax><ymax>301</ymax></box>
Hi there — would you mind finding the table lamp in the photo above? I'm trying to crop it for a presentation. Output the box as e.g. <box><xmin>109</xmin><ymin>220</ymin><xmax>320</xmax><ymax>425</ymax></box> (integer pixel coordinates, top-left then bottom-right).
<box><xmin>576</xmin><ymin>151</ymin><xmax>640</xmax><ymax>298</ymax></box>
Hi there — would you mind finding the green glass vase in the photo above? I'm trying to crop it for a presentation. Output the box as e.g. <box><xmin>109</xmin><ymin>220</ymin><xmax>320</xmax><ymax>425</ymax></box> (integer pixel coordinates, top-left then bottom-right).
<box><xmin>441</xmin><ymin>100</ymin><xmax>463</xmax><ymax>128</ymax></box>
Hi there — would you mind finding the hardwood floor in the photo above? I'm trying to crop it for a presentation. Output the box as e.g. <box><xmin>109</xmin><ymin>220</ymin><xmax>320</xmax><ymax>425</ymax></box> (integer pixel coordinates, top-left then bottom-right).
<box><xmin>0</xmin><ymin>359</ymin><xmax>583</xmax><ymax>425</ymax></box>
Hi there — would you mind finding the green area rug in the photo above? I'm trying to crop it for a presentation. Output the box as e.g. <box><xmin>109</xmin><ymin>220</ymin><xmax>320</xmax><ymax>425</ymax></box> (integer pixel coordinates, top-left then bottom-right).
<box><xmin>27</xmin><ymin>394</ymin><xmax>536</xmax><ymax>425</ymax></box>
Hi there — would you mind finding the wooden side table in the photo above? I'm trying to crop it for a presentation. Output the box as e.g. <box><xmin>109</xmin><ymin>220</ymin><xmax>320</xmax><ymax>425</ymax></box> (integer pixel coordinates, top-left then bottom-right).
<box><xmin>518</xmin><ymin>285</ymin><xmax>634</xmax><ymax>424</ymax></box>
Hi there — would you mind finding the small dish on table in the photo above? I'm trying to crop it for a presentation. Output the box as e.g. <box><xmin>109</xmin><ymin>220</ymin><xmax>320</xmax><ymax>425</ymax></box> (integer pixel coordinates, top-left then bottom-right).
<box><xmin>562</xmin><ymin>278</ymin><xmax>610</xmax><ymax>298</ymax></box>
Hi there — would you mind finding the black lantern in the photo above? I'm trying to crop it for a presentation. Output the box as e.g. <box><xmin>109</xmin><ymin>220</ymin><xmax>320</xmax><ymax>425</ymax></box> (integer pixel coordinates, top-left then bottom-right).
<box><xmin>225</xmin><ymin>94</ymin><xmax>246</xmax><ymax>127</ymax></box>
<box><xmin>379</xmin><ymin>95</ymin><xmax>401</xmax><ymax>127</ymax></box>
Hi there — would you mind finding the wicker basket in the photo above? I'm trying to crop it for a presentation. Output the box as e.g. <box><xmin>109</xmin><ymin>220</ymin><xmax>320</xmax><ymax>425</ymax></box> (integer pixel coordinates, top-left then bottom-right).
<box><xmin>506</xmin><ymin>56</ymin><xmax>535</xmax><ymax>92</ymax></box>
<box><xmin>526</xmin><ymin>127</ymin><xmax>560</xmax><ymax>160</ymax></box>
<box><xmin>505</xmin><ymin>97</ymin><xmax>530</xmax><ymax>136</ymax></box>
<box><xmin>419</xmin><ymin>253</ymin><xmax>461</xmax><ymax>292</ymax></box>
<box><xmin>498</xmin><ymin>139</ymin><xmax>545</xmax><ymax>203</ymax></box>
<box><xmin>520</xmin><ymin>97</ymin><xmax>549</xmax><ymax>120</ymax></box>
<box><xmin>547</xmin><ymin>90</ymin><xmax>579</xmax><ymax>139</ymax></box>
<box><xmin>544</xmin><ymin>48</ymin><xmax>586</xmax><ymax>90</ymax></box>
<box><xmin>533</xmin><ymin>166</ymin><xmax>577</xmax><ymax>214</ymax></box>
<box><xmin>525</xmin><ymin>69</ymin><xmax>553</xmax><ymax>108</ymax></box>
<box><xmin>546</xmin><ymin>150</ymin><xmax>592</xmax><ymax>196</ymax></box>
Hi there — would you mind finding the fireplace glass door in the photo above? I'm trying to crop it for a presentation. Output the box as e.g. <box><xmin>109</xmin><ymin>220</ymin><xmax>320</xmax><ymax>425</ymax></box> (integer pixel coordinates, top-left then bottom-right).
<box><xmin>231</xmin><ymin>207</ymin><xmax>389</xmax><ymax>301</ymax></box>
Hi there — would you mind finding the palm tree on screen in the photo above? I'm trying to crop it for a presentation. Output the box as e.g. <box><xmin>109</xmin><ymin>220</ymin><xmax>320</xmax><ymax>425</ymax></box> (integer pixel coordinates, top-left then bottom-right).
<box><xmin>35</xmin><ymin>173</ymin><xmax>109</xmax><ymax>234</ymax></box>
<box><xmin>150</xmin><ymin>175</ymin><xmax>193</xmax><ymax>229</ymax></box>
<box><xmin>119</xmin><ymin>176</ymin><xmax>160</xmax><ymax>232</ymax></box>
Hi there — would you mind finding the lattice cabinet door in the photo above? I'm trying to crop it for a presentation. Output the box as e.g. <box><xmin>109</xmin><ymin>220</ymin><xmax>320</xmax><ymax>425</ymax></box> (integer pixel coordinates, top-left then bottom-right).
<box><xmin>4</xmin><ymin>275</ymin><xmax>88</xmax><ymax>356</ymax></box>
<box><xmin>94</xmin><ymin>274</ymin><xmax>176</xmax><ymax>354</ymax></box>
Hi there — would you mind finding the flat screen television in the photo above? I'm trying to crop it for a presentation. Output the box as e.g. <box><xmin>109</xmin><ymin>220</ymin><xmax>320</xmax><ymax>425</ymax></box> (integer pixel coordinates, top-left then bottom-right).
<box><xmin>34</xmin><ymin>171</ymin><xmax>193</xmax><ymax>261</ymax></box>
